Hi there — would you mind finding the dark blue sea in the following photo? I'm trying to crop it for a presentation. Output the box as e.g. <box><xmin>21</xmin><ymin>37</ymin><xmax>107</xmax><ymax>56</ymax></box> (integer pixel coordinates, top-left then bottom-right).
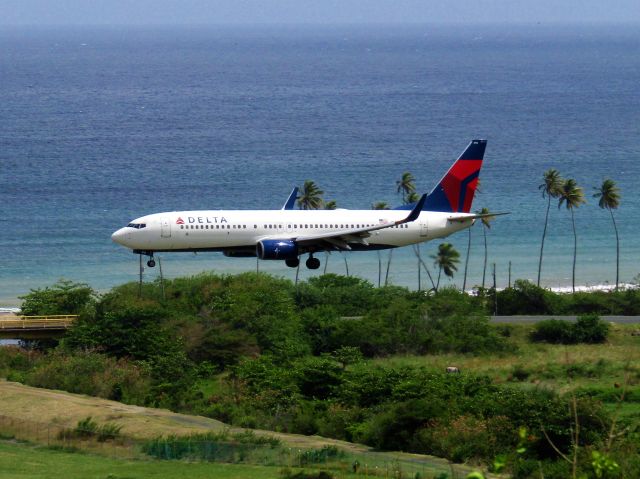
<box><xmin>1</xmin><ymin>24</ymin><xmax>639</xmax><ymax>305</ymax></box>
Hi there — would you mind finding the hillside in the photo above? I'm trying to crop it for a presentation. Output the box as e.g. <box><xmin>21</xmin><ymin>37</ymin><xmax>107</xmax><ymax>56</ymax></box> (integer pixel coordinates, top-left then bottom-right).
<box><xmin>0</xmin><ymin>380</ymin><xmax>473</xmax><ymax>477</ymax></box>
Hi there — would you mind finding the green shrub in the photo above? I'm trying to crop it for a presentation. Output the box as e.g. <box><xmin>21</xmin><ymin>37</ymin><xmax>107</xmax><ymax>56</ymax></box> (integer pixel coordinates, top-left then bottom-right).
<box><xmin>529</xmin><ymin>319</ymin><xmax>574</xmax><ymax>344</ymax></box>
<box><xmin>299</xmin><ymin>446</ymin><xmax>343</xmax><ymax>465</ymax></box>
<box><xmin>23</xmin><ymin>351</ymin><xmax>151</xmax><ymax>403</ymax></box>
<box><xmin>60</xmin><ymin>417</ymin><xmax>123</xmax><ymax>442</ymax></box>
<box><xmin>280</xmin><ymin>469</ymin><xmax>334</xmax><ymax>479</ymax></box>
<box><xmin>74</xmin><ymin>417</ymin><xmax>99</xmax><ymax>438</ymax></box>
<box><xmin>19</xmin><ymin>279</ymin><xmax>97</xmax><ymax>316</ymax></box>
<box><xmin>573</xmin><ymin>314</ymin><xmax>609</xmax><ymax>343</ymax></box>
<box><xmin>496</xmin><ymin>280</ymin><xmax>565</xmax><ymax>315</ymax></box>
<box><xmin>510</xmin><ymin>365</ymin><xmax>530</xmax><ymax>382</ymax></box>
<box><xmin>530</xmin><ymin>315</ymin><xmax>609</xmax><ymax>344</ymax></box>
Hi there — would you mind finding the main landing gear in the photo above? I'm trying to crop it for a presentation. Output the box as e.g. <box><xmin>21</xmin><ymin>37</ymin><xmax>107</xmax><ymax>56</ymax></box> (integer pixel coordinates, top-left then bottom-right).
<box><xmin>305</xmin><ymin>255</ymin><xmax>320</xmax><ymax>270</ymax></box>
<box><xmin>285</xmin><ymin>254</ymin><xmax>320</xmax><ymax>270</ymax></box>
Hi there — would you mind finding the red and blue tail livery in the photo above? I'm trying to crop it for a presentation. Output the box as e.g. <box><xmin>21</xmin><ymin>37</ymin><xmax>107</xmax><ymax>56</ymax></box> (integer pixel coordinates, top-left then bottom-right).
<box><xmin>398</xmin><ymin>139</ymin><xmax>486</xmax><ymax>213</ymax></box>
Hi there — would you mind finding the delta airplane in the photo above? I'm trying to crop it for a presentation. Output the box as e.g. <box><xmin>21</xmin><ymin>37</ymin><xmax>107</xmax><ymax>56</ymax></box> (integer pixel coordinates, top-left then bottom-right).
<box><xmin>112</xmin><ymin>139</ymin><xmax>497</xmax><ymax>270</ymax></box>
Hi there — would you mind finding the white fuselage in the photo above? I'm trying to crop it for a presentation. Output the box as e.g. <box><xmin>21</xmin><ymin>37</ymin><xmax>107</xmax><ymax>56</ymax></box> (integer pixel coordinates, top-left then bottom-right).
<box><xmin>111</xmin><ymin>209</ymin><xmax>473</xmax><ymax>255</ymax></box>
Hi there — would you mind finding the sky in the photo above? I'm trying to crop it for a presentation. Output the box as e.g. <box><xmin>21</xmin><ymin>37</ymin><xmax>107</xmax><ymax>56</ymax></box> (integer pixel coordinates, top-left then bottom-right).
<box><xmin>1</xmin><ymin>0</ymin><xmax>639</xmax><ymax>26</ymax></box>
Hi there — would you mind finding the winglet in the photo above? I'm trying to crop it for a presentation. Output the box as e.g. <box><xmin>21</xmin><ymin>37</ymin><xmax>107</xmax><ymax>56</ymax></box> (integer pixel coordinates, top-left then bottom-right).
<box><xmin>399</xmin><ymin>194</ymin><xmax>427</xmax><ymax>224</ymax></box>
<box><xmin>281</xmin><ymin>187</ymin><xmax>299</xmax><ymax>210</ymax></box>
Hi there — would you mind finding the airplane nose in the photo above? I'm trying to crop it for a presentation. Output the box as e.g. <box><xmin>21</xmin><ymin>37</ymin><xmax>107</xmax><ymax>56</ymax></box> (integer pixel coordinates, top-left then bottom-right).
<box><xmin>111</xmin><ymin>228</ymin><xmax>129</xmax><ymax>246</ymax></box>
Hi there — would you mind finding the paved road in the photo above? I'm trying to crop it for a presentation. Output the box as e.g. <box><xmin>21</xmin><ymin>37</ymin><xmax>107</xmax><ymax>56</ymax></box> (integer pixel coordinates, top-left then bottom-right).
<box><xmin>492</xmin><ymin>315</ymin><xmax>640</xmax><ymax>324</ymax></box>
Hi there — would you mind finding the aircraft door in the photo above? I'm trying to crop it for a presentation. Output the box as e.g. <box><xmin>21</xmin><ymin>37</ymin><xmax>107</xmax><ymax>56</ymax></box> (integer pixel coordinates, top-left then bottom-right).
<box><xmin>161</xmin><ymin>218</ymin><xmax>171</xmax><ymax>238</ymax></box>
<box><xmin>420</xmin><ymin>220</ymin><xmax>428</xmax><ymax>237</ymax></box>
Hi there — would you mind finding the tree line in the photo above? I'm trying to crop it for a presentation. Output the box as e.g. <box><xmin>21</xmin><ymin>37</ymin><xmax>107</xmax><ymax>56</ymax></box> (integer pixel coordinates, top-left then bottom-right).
<box><xmin>296</xmin><ymin>168</ymin><xmax>622</xmax><ymax>293</ymax></box>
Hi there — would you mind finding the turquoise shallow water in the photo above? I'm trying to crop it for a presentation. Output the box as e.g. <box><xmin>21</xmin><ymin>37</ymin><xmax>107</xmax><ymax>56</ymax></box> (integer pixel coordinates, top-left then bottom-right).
<box><xmin>1</xmin><ymin>25</ymin><xmax>639</xmax><ymax>305</ymax></box>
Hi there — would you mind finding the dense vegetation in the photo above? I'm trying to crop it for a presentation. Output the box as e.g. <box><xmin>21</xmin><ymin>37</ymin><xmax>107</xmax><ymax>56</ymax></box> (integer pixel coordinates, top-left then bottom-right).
<box><xmin>3</xmin><ymin>274</ymin><xmax>640</xmax><ymax>478</ymax></box>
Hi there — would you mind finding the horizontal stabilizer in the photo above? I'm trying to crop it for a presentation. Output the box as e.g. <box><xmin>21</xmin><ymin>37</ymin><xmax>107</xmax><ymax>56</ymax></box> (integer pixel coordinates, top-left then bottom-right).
<box><xmin>447</xmin><ymin>211</ymin><xmax>510</xmax><ymax>223</ymax></box>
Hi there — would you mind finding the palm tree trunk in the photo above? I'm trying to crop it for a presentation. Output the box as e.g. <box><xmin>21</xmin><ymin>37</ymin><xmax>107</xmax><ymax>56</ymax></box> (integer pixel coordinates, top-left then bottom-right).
<box><xmin>417</xmin><ymin>244</ymin><xmax>421</xmax><ymax>291</ymax></box>
<box><xmin>482</xmin><ymin>227</ymin><xmax>488</xmax><ymax>289</ymax></box>
<box><xmin>343</xmin><ymin>255</ymin><xmax>350</xmax><ymax>277</ymax></box>
<box><xmin>385</xmin><ymin>250</ymin><xmax>393</xmax><ymax>286</ymax></box>
<box><xmin>377</xmin><ymin>251</ymin><xmax>382</xmax><ymax>287</ymax></box>
<box><xmin>571</xmin><ymin>209</ymin><xmax>577</xmax><ymax>293</ymax></box>
<box><xmin>436</xmin><ymin>267</ymin><xmax>442</xmax><ymax>291</ymax></box>
<box><xmin>416</xmin><ymin>253</ymin><xmax>437</xmax><ymax>290</ymax></box>
<box><xmin>412</xmin><ymin>245</ymin><xmax>423</xmax><ymax>291</ymax></box>
<box><xmin>462</xmin><ymin>228</ymin><xmax>471</xmax><ymax>292</ymax></box>
<box><xmin>537</xmin><ymin>195</ymin><xmax>551</xmax><ymax>286</ymax></box>
<box><xmin>323</xmin><ymin>252</ymin><xmax>329</xmax><ymax>275</ymax></box>
<box><xmin>610</xmin><ymin>208</ymin><xmax>620</xmax><ymax>290</ymax></box>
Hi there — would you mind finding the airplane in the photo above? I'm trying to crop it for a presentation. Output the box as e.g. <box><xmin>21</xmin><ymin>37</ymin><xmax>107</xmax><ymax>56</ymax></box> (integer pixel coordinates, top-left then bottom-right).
<box><xmin>112</xmin><ymin>139</ymin><xmax>499</xmax><ymax>270</ymax></box>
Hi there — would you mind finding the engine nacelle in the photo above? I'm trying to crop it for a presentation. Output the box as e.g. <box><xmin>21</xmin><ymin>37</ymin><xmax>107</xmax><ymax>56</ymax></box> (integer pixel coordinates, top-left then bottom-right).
<box><xmin>256</xmin><ymin>239</ymin><xmax>299</xmax><ymax>260</ymax></box>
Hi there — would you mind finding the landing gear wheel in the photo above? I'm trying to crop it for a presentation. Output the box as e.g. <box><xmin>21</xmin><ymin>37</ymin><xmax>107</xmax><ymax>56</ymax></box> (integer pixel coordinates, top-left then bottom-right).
<box><xmin>285</xmin><ymin>258</ymin><xmax>300</xmax><ymax>268</ymax></box>
<box><xmin>306</xmin><ymin>256</ymin><xmax>320</xmax><ymax>270</ymax></box>
<box><xmin>147</xmin><ymin>259</ymin><xmax>156</xmax><ymax>268</ymax></box>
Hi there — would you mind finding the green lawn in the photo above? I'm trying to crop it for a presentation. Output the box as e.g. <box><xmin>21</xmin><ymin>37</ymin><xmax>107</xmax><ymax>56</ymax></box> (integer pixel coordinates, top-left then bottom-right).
<box><xmin>0</xmin><ymin>440</ymin><xmax>283</xmax><ymax>479</ymax></box>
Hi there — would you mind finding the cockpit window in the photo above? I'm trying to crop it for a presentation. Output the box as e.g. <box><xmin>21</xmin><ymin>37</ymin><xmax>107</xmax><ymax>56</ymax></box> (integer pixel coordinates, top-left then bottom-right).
<box><xmin>126</xmin><ymin>223</ymin><xmax>147</xmax><ymax>229</ymax></box>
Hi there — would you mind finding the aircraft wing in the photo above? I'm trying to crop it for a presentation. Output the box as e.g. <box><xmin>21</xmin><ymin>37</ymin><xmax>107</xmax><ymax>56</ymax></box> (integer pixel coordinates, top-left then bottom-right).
<box><xmin>265</xmin><ymin>194</ymin><xmax>426</xmax><ymax>251</ymax></box>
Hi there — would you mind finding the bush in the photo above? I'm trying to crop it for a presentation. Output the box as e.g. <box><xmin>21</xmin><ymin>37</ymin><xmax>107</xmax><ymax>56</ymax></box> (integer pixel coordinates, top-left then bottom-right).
<box><xmin>23</xmin><ymin>351</ymin><xmax>151</xmax><ymax>403</ymax></box>
<box><xmin>19</xmin><ymin>279</ymin><xmax>97</xmax><ymax>316</ymax></box>
<box><xmin>529</xmin><ymin>319</ymin><xmax>574</xmax><ymax>344</ymax></box>
<box><xmin>573</xmin><ymin>314</ymin><xmax>609</xmax><ymax>343</ymax></box>
<box><xmin>530</xmin><ymin>315</ymin><xmax>609</xmax><ymax>344</ymax></box>
<box><xmin>60</xmin><ymin>417</ymin><xmax>123</xmax><ymax>442</ymax></box>
<box><xmin>496</xmin><ymin>280</ymin><xmax>565</xmax><ymax>315</ymax></box>
<box><xmin>299</xmin><ymin>446</ymin><xmax>343</xmax><ymax>465</ymax></box>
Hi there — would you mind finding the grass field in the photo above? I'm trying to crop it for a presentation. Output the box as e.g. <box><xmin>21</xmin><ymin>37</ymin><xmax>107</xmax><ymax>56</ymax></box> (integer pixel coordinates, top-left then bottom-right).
<box><xmin>374</xmin><ymin>323</ymin><xmax>640</xmax><ymax>420</ymax></box>
<box><xmin>0</xmin><ymin>440</ymin><xmax>284</xmax><ymax>479</ymax></box>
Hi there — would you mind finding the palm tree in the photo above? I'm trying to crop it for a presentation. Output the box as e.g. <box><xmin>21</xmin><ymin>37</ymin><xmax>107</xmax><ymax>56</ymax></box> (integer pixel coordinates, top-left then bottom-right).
<box><xmin>558</xmin><ymin>178</ymin><xmax>586</xmax><ymax>293</ymax></box>
<box><xmin>594</xmin><ymin>179</ymin><xmax>621</xmax><ymax>289</ymax></box>
<box><xmin>406</xmin><ymin>191</ymin><xmax>420</xmax><ymax>204</ymax></box>
<box><xmin>324</xmin><ymin>200</ymin><xmax>337</xmax><ymax>210</ymax></box>
<box><xmin>537</xmin><ymin>169</ymin><xmax>564</xmax><ymax>286</ymax></box>
<box><xmin>476</xmin><ymin>207</ymin><xmax>494</xmax><ymax>289</ymax></box>
<box><xmin>372</xmin><ymin>201</ymin><xmax>390</xmax><ymax>287</ymax></box>
<box><xmin>396</xmin><ymin>172</ymin><xmax>416</xmax><ymax>203</ymax></box>
<box><xmin>297</xmin><ymin>180</ymin><xmax>324</xmax><ymax>210</ymax></box>
<box><xmin>431</xmin><ymin>243</ymin><xmax>460</xmax><ymax>291</ymax></box>
<box><xmin>371</xmin><ymin>201</ymin><xmax>389</xmax><ymax>210</ymax></box>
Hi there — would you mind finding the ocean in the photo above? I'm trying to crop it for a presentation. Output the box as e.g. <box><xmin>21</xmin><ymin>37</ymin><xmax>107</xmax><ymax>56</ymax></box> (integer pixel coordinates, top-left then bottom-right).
<box><xmin>1</xmin><ymin>24</ymin><xmax>639</xmax><ymax>306</ymax></box>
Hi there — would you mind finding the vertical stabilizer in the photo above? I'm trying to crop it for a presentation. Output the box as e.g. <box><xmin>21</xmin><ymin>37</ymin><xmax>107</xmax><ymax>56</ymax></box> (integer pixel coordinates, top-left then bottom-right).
<box><xmin>423</xmin><ymin>139</ymin><xmax>486</xmax><ymax>213</ymax></box>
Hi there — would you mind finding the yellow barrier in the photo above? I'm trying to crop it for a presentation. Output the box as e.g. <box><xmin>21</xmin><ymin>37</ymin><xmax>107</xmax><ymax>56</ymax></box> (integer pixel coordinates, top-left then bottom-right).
<box><xmin>0</xmin><ymin>315</ymin><xmax>77</xmax><ymax>330</ymax></box>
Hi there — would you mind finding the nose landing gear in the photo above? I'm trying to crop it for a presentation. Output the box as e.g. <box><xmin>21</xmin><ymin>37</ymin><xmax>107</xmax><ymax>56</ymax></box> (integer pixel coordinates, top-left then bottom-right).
<box><xmin>137</xmin><ymin>251</ymin><xmax>156</xmax><ymax>268</ymax></box>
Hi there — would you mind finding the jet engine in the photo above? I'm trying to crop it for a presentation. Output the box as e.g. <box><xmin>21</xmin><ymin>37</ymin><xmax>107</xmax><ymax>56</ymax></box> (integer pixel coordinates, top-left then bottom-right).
<box><xmin>256</xmin><ymin>239</ymin><xmax>299</xmax><ymax>260</ymax></box>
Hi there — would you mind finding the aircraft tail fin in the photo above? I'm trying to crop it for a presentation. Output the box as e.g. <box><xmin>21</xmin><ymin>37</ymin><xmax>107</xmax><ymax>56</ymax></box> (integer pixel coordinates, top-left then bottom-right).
<box><xmin>395</xmin><ymin>139</ymin><xmax>486</xmax><ymax>213</ymax></box>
